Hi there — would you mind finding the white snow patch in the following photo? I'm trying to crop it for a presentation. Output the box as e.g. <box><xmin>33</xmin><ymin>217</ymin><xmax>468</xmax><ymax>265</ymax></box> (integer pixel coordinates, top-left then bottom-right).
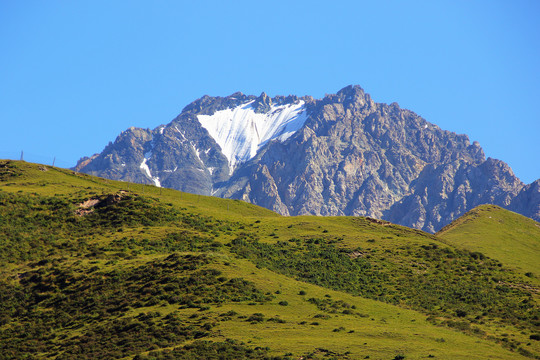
<box><xmin>163</xmin><ymin>166</ymin><xmax>178</xmax><ymax>173</ymax></box>
<box><xmin>159</xmin><ymin>126</ymin><xmax>165</xmax><ymax>134</ymax></box>
<box><xmin>191</xmin><ymin>142</ymin><xmax>203</xmax><ymax>164</ymax></box>
<box><xmin>174</xmin><ymin>126</ymin><xmax>187</xmax><ymax>141</ymax></box>
<box><xmin>197</xmin><ymin>100</ymin><xmax>307</xmax><ymax>174</ymax></box>
<box><xmin>140</xmin><ymin>158</ymin><xmax>161</xmax><ymax>187</ymax></box>
<box><xmin>207</xmin><ymin>167</ymin><xmax>215</xmax><ymax>175</ymax></box>
<box><xmin>140</xmin><ymin>158</ymin><xmax>151</xmax><ymax>178</ymax></box>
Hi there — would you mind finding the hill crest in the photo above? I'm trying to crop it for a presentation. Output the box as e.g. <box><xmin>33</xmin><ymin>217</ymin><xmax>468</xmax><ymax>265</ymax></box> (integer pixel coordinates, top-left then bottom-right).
<box><xmin>438</xmin><ymin>204</ymin><xmax>540</xmax><ymax>277</ymax></box>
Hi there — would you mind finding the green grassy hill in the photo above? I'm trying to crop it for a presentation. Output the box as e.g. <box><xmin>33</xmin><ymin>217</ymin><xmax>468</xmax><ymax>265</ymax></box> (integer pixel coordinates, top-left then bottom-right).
<box><xmin>437</xmin><ymin>205</ymin><xmax>540</xmax><ymax>279</ymax></box>
<box><xmin>0</xmin><ymin>160</ymin><xmax>538</xmax><ymax>359</ymax></box>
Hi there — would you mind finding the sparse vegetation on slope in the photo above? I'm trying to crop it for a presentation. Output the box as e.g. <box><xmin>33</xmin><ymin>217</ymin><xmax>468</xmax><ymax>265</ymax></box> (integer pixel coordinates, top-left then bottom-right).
<box><xmin>0</xmin><ymin>253</ymin><xmax>273</xmax><ymax>359</ymax></box>
<box><xmin>228</xmin><ymin>233</ymin><xmax>539</xmax><ymax>344</ymax></box>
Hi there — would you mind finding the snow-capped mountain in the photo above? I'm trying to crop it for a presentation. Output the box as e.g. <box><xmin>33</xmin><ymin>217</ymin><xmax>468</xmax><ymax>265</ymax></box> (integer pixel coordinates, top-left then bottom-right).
<box><xmin>75</xmin><ymin>92</ymin><xmax>311</xmax><ymax>197</ymax></box>
<box><xmin>75</xmin><ymin>86</ymin><xmax>539</xmax><ymax>232</ymax></box>
<box><xmin>197</xmin><ymin>99</ymin><xmax>307</xmax><ymax>174</ymax></box>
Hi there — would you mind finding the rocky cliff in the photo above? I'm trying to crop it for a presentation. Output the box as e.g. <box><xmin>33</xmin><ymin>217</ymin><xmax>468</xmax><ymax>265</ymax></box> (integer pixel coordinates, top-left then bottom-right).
<box><xmin>75</xmin><ymin>85</ymin><xmax>539</xmax><ymax>232</ymax></box>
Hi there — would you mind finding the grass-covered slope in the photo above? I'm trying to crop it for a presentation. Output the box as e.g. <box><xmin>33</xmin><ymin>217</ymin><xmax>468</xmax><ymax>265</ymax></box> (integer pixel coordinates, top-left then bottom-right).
<box><xmin>438</xmin><ymin>205</ymin><xmax>540</xmax><ymax>279</ymax></box>
<box><xmin>0</xmin><ymin>160</ymin><xmax>539</xmax><ymax>359</ymax></box>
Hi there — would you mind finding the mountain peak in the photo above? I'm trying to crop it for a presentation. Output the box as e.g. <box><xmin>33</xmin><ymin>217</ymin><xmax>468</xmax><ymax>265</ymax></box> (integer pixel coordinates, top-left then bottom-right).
<box><xmin>337</xmin><ymin>84</ymin><xmax>365</xmax><ymax>96</ymax></box>
<box><xmin>74</xmin><ymin>86</ymin><xmax>538</xmax><ymax>232</ymax></box>
<box><xmin>253</xmin><ymin>92</ymin><xmax>272</xmax><ymax>114</ymax></box>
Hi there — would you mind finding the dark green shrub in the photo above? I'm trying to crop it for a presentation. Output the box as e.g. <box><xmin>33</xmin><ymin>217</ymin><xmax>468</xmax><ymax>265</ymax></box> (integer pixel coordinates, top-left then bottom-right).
<box><xmin>247</xmin><ymin>313</ymin><xmax>265</xmax><ymax>323</ymax></box>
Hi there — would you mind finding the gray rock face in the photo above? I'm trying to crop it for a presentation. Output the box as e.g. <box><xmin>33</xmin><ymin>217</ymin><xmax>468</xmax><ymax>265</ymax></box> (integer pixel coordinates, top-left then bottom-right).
<box><xmin>75</xmin><ymin>85</ymin><xmax>539</xmax><ymax>232</ymax></box>
<box><xmin>509</xmin><ymin>180</ymin><xmax>540</xmax><ymax>222</ymax></box>
<box><xmin>385</xmin><ymin>158</ymin><xmax>526</xmax><ymax>232</ymax></box>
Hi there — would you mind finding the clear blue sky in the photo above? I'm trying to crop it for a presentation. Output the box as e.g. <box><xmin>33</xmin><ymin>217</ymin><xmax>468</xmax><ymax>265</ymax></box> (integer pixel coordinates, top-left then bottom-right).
<box><xmin>1</xmin><ymin>0</ymin><xmax>539</xmax><ymax>183</ymax></box>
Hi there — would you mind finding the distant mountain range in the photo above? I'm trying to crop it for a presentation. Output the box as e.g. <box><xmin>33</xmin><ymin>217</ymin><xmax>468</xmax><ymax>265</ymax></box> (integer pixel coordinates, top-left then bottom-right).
<box><xmin>75</xmin><ymin>85</ymin><xmax>539</xmax><ymax>232</ymax></box>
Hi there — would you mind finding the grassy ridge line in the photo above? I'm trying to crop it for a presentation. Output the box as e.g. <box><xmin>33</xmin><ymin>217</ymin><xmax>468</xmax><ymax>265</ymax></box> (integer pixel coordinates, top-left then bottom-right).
<box><xmin>438</xmin><ymin>205</ymin><xmax>540</xmax><ymax>279</ymax></box>
<box><xmin>0</xmin><ymin>160</ymin><xmax>278</xmax><ymax>220</ymax></box>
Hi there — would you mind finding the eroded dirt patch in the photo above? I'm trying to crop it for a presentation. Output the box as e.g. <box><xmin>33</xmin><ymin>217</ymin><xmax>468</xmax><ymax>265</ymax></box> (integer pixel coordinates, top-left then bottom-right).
<box><xmin>75</xmin><ymin>192</ymin><xmax>127</xmax><ymax>216</ymax></box>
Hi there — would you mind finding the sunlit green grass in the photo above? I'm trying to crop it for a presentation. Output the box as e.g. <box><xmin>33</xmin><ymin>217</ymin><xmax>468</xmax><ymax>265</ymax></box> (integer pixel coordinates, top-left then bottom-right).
<box><xmin>212</xmin><ymin>258</ymin><xmax>531</xmax><ymax>359</ymax></box>
<box><xmin>438</xmin><ymin>205</ymin><xmax>540</xmax><ymax>279</ymax></box>
<box><xmin>0</xmin><ymin>160</ymin><xmax>538</xmax><ymax>359</ymax></box>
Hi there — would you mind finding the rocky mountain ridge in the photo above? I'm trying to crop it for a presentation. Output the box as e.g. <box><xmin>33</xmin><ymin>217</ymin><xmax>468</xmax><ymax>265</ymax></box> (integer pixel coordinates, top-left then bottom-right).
<box><xmin>75</xmin><ymin>85</ymin><xmax>539</xmax><ymax>232</ymax></box>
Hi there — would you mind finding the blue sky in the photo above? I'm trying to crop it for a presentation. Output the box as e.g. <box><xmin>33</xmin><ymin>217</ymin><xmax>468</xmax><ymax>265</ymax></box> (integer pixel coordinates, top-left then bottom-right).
<box><xmin>1</xmin><ymin>1</ymin><xmax>539</xmax><ymax>183</ymax></box>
